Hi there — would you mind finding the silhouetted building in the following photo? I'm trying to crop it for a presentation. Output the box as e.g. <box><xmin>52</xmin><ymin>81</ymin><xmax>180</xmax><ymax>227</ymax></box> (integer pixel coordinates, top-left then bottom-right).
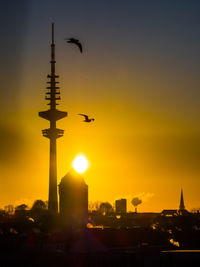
<box><xmin>161</xmin><ymin>189</ymin><xmax>189</xmax><ymax>217</ymax></box>
<box><xmin>161</xmin><ymin>209</ymin><xmax>178</xmax><ymax>217</ymax></box>
<box><xmin>115</xmin><ymin>199</ymin><xmax>127</xmax><ymax>214</ymax></box>
<box><xmin>39</xmin><ymin>24</ymin><xmax>67</xmax><ymax>213</ymax></box>
<box><xmin>59</xmin><ymin>172</ymin><xmax>88</xmax><ymax>227</ymax></box>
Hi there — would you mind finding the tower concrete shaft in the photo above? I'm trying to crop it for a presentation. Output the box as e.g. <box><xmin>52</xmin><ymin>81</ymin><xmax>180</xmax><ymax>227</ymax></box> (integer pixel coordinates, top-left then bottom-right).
<box><xmin>39</xmin><ymin>23</ymin><xmax>67</xmax><ymax>213</ymax></box>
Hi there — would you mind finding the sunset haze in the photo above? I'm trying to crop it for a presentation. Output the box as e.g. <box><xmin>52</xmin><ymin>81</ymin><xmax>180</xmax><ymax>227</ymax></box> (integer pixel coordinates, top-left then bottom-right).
<box><xmin>1</xmin><ymin>0</ymin><xmax>200</xmax><ymax>212</ymax></box>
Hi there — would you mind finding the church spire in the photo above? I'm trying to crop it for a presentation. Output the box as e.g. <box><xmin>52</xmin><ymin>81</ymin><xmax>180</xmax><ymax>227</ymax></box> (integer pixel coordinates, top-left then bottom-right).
<box><xmin>179</xmin><ymin>188</ymin><xmax>185</xmax><ymax>211</ymax></box>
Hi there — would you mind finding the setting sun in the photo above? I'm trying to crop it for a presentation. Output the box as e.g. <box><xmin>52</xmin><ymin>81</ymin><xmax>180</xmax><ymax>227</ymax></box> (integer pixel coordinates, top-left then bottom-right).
<box><xmin>72</xmin><ymin>154</ymin><xmax>89</xmax><ymax>174</ymax></box>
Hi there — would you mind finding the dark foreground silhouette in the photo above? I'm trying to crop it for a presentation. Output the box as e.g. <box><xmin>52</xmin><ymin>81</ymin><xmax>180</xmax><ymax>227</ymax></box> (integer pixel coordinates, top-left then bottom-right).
<box><xmin>0</xmin><ymin>207</ymin><xmax>200</xmax><ymax>266</ymax></box>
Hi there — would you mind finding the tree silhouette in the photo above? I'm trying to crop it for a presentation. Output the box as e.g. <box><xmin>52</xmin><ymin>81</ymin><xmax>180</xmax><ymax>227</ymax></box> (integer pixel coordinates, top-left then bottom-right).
<box><xmin>4</xmin><ymin>204</ymin><xmax>14</xmax><ymax>214</ymax></box>
<box><xmin>15</xmin><ymin>204</ymin><xmax>28</xmax><ymax>211</ymax></box>
<box><xmin>31</xmin><ymin>200</ymin><xmax>47</xmax><ymax>210</ymax></box>
<box><xmin>99</xmin><ymin>202</ymin><xmax>113</xmax><ymax>215</ymax></box>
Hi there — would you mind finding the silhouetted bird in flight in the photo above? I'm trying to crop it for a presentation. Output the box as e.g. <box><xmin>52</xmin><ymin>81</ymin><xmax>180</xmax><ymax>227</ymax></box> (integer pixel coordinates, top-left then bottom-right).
<box><xmin>78</xmin><ymin>114</ymin><xmax>95</xmax><ymax>122</ymax></box>
<box><xmin>66</xmin><ymin>38</ymin><xmax>83</xmax><ymax>53</ymax></box>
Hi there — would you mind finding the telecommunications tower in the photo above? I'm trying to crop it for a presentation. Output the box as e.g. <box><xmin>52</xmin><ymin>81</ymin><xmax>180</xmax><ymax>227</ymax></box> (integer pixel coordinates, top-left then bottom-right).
<box><xmin>39</xmin><ymin>24</ymin><xmax>67</xmax><ymax>213</ymax></box>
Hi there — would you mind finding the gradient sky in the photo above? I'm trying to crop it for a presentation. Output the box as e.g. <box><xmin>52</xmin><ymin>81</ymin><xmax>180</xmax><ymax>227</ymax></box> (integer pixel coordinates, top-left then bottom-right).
<box><xmin>1</xmin><ymin>0</ymin><xmax>200</xmax><ymax>211</ymax></box>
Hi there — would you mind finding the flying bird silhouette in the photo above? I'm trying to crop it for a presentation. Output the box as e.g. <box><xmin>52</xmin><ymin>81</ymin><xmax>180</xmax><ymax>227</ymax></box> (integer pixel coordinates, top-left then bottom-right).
<box><xmin>66</xmin><ymin>38</ymin><xmax>82</xmax><ymax>53</ymax></box>
<box><xmin>78</xmin><ymin>114</ymin><xmax>95</xmax><ymax>122</ymax></box>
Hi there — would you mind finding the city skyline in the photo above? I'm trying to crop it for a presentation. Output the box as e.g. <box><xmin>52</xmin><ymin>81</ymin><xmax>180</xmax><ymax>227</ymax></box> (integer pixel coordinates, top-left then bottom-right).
<box><xmin>1</xmin><ymin>1</ymin><xmax>200</xmax><ymax>212</ymax></box>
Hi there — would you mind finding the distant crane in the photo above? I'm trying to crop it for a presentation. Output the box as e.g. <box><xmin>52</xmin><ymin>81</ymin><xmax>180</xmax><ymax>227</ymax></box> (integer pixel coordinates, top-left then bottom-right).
<box><xmin>78</xmin><ymin>114</ymin><xmax>95</xmax><ymax>123</ymax></box>
<box><xmin>66</xmin><ymin>38</ymin><xmax>83</xmax><ymax>53</ymax></box>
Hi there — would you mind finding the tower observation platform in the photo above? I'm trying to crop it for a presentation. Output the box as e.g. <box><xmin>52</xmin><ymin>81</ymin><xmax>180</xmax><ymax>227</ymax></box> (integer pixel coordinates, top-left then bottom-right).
<box><xmin>39</xmin><ymin>23</ymin><xmax>67</xmax><ymax>213</ymax></box>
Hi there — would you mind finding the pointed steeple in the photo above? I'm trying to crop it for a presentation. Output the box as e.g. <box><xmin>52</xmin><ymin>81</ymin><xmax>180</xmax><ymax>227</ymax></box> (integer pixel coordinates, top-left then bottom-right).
<box><xmin>179</xmin><ymin>188</ymin><xmax>185</xmax><ymax>211</ymax></box>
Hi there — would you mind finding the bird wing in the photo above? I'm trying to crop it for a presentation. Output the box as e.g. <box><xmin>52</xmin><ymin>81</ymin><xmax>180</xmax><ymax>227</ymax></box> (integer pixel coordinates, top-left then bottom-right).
<box><xmin>66</xmin><ymin>38</ymin><xmax>83</xmax><ymax>53</ymax></box>
<box><xmin>67</xmin><ymin>38</ymin><xmax>78</xmax><ymax>42</ymax></box>
<box><xmin>76</xmin><ymin>42</ymin><xmax>82</xmax><ymax>53</ymax></box>
<box><xmin>78</xmin><ymin>114</ymin><xmax>88</xmax><ymax>119</ymax></box>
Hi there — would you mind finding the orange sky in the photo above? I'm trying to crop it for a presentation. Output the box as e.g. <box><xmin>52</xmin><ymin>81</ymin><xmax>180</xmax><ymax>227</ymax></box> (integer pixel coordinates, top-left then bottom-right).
<box><xmin>1</xmin><ymin>1</ymin><xmax>200</xmax><ymax>212</ymax></box>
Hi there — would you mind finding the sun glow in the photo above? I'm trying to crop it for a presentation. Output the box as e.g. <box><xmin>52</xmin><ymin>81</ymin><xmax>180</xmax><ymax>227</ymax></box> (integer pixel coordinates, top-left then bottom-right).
<box><xmin>72</xmin><ymin>154</ymin><xmax>89</xmax><ymax>174</ymax></box>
